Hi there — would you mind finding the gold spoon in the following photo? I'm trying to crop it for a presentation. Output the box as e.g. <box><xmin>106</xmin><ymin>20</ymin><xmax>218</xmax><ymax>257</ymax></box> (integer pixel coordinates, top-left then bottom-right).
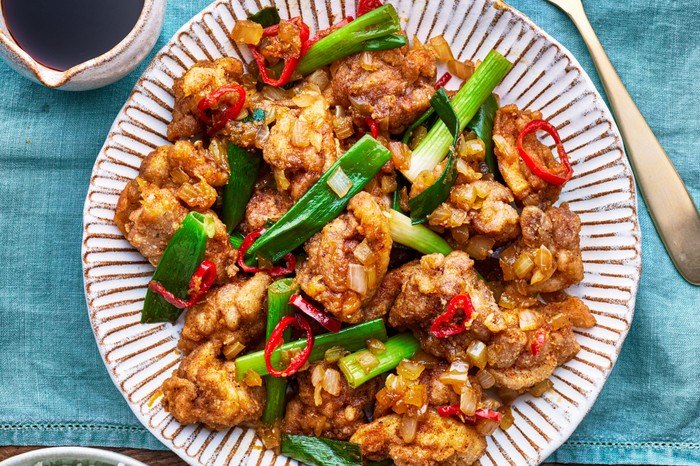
<box><xmin>543</xmin><ymin>0</ymin><xmax>700</xmax><ymax>285</ymax></box>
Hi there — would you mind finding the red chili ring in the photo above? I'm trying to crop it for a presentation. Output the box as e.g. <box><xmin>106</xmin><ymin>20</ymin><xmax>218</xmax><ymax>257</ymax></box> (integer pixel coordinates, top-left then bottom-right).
<box><xmin>516</xmin><ymin>119</ymin><xmax>573</xmax><ymax>186</ymax></box>
<box><xmin>197</xmin><ymin>85</ymin><xmax>246</xmax><ymax>135</ymax></box>
<box><xmin>236</xmin><ymin>229</ymin><xmax>296</xmax><ymax>276</ymax></box>
<box><xmin>264</xmin><ymin>314</ymin><xmax>314</xmax><ymax>377</ymax></box>
<box><xmin>430</xmin><ymin>293</ymin><xmax>475</xmax><ymax>339</ymax></box>
<box><xmin>148</xmin><ymin>260</ymin><xmax>217</xmax><ymax>309</ymax></box>
<box><xmin>289</xmin><ymin>294</ymin><xmax>342</xmax><ymax>332</ymax></box>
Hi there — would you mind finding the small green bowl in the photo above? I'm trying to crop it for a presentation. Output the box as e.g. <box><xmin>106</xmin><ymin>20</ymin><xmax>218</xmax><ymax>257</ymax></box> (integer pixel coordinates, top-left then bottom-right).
<box><xmin>0</xmin><ymin>447</ymin><xmax>148</xmax><ymax>466</ymax></box>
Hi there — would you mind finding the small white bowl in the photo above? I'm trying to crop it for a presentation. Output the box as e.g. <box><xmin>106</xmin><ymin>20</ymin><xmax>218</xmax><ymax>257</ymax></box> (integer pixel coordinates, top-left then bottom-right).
<box><xmin>0</xmin><ymin>447</ymin><xmax>149</xmax><ymax>466</ymax></box>
<box><xmin>0</xmin><ymin>0</ymin><xmax>167</xmax><ymax>91</ymax></box>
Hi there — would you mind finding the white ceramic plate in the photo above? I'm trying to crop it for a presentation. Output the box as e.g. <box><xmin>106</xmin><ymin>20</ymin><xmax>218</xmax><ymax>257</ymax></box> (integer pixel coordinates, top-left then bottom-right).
<box><xmin>81</xmin><ymin>0</ymin><xmax>642</xmax><ymax>464</ymax></box>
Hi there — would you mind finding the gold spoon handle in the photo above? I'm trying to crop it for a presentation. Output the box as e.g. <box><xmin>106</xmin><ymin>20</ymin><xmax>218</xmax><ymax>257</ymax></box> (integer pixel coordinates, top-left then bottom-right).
<box><xmin>560</xmin><ymin>1</ymin><xmax>700</xmax><ymax>285</ymax></box>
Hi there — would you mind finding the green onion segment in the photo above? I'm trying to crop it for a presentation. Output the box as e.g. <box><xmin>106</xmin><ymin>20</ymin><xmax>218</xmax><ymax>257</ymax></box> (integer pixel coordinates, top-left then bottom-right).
<box><xmin>339</xmin><ymin>333</ymin><xmax>421</xmax><ymax>388</ymax></box>
<box><xmin>296</xmin><ymin>5</ymin><xmax>404</xmax><ymax>76</ymax></box>
<box><xmin>402</xmin><ymin>50</ymin><xmax>513</xmax><ymax>182</ymax></box>
<box><xmin>386</xmin><ymin>210</ymin><xmax>453</xmax><ymax>256</ymax></box>
<box><xmin>142</xmin><ymin>212</ymin><xmax>214</xmax><ymax>323</ymax></box>
<box><xmin>234</xmin><ymin>318</ymin><xmax>388</xmax><ymax>380</ymax></box>
<box><xmin>261</xmin><ymin>278</ymin><xmax>299</xmax><ymax>424</ymax></box>
<box><xmin>245</xmin><ymin>135</ymin><xmax>391</xmax><ymax>263</ymax></box>
<box><xmin>407</xmin><ymin>88</ymin><xmax>460</xmax><ymax>224</ymax></box>
<box><xmin>222</xmin><ymin>144</ymin><xmax>261</xmax><ymax>234</ymax></box>
<box><xmin>280</xmin><ymin>434</ymin><xmax>363</xmax><ymax>466</ymax></box>
<box><xmin>467</xmin><ymin>93</ymin><xmax>500</xmax><ymax>178</ymax></box>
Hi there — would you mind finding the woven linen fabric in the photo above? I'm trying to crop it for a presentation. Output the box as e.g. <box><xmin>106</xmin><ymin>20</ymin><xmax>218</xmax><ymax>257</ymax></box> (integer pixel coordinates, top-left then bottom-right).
<box><xmin>0</xmin><ymin>0</ymin><xmax>698</xmax><ymax>464</ymax></box>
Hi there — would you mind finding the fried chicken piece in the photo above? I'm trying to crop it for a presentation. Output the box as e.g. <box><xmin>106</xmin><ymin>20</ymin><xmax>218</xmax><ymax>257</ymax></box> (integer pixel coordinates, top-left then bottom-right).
<box><xmin>328</xmin><ymin>38</ymin><xmax>437</xmax><ymax>134</ymax></box>
<box><xmin>258</xmin><ymin>20</ymin><xmax>302</xmax><ymax>62</ymax></box>
<box><xmin>178</xmin><ymin>273</ymin><xmax>273</xmax><ymax>354</ymax></box>
<box><xmin>242</xmin><ymin>186</ymin><xmax>293</xmax><ymax>233</ymax></box>
<box><xmin>282</xmin><ymin>362</ymin><xmax>381</xmax><ymax>440</ymax></box>
<box><xmin>388</xmin><ymin>251</ymin><xmax>505</xmax><ymax>361</ymax></box>
<box><xmin>168</xmin><ymin>57</ymin><xmax>245</xmax><ymax>141</ymax></box>
<box><xmin>263</xmin><ymin>90</ymin><xmax>340</xmax><ymax>200</ymax></box>
<box><xmin>486</xmin><ymin>297</ymin><xmax>595</xmax><ymax>391</ymax></box>
<box><xmin>161</xmin><ymin>341</ymin><xmax>265</xmax><ymax>430</ymax></box>
<box><xmin>297</xmin><ymin>192</ymin><xmax>392</xmax><ymax>323</ymax></box>
<box><xmin>493</xmin><ymin>104</ymin><xmax>564</xmax><ymax>207</ymax></box>
<box><xmin>360</xmin><ymin>260</ymin><xmax>420</xmax><ymax>320</ymax></box>
<box><xmin>114</xmin><ymin>179</ymin><xmax>188</xmax><ymax>265</ymax></box>
<box><xmin>350</xmin><ymin>410</ymin><xmax>487</xmax><ymax>466</ymax></box>
<box><xmin>114</xmin><ymin>178</ymin><xmax>238</xmax><ymax>283</ymax></box>
<box><xmin>501</xmin><ymin>203</ymin><xmax>584</xmax><ymax>294</ymax></box>
<box><xmin>428</xmin><ymin>180</ymin><xmax>520</xmax><ymax>244</ymax></box>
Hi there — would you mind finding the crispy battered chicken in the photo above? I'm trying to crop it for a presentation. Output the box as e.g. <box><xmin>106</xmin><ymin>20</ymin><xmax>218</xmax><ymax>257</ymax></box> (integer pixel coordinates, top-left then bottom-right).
<box><xmin>501</xmin><ymin>203</ymin><xmax>584</xmax><ymax>294</ymax></box>
<box><xmin>388</xmin><ymin>251</ymin><xmax>505</xmax><ymax>361</ymax></box>
<box><xmin>360</xmin><ymin>260</ymin><xmax>420</xmax><ymax>320</ymax></box>
<box><xmin>161</xmin><ymin>341</ymin><xmax>265</xmax><ymax>430</ymax></box>
<box><xmin>114</xmin><ymin>142</ymin><xmax>238</xmax><ymax>283</ymax></box>
<box><xmin>350</xmin><ymin>410</ymin><xmax>487</xmax><ymax>466</ymax></box>
<box><xmin>242</xmin><ymin>186</ymin><xmax>293</xmax><ymax>233</ymax></box>
<box><xmin>328</xmin><ymin>39</ymin><xmax>437</xmax><ymax>135</ymax></box>
<box><xmin>487</xmin><ymin>296</ymin><xmax>595</xmax><ymax>391</ymax></box>
<box><xmin>263</xmin><ymin>89</ymin><xmax>340</xmax><ymax>200</ymax></box>
<box><xmin>429</xmin><ymin>180</ymin><xmax>520</xmax><ymax>244</ymax></box>
<box><xmin>167</xmin><ymin>57</ymin><xmax>245</xmax><ymax>141</ymax></box>
<box><xmin>178</xmin><ymin>273</ymin><xmax>273</xmax><ymax>354</ymax></box>
<box><xmin>493</xmin><ymin>104</ymin><xmax>563</xmax><ymax>207</ymax></box>
<box><xmin>282</xmin><ymin>362</ymin><xmax>381</xmax><ymax>440</ymax></box>
<box><xmin>297</xmin><ymin>192</ymin><xmax>393</xmax><ymax>323</ymax></box>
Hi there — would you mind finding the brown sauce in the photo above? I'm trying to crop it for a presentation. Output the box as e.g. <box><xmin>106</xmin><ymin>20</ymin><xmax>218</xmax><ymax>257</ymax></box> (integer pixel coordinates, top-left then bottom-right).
<box><xmin>1</xmin><ymin>0</ymin><xmax>144</xmax><ymax>72</ymax></box>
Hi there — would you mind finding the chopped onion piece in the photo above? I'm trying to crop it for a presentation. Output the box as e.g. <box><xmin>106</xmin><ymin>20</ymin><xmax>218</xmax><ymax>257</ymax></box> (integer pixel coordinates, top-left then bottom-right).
<box><xmin>231</xmin><ymin>20</ymin><xmax>263</xmax><ymax>45</ymax></box>
<box><xmin>327</xmin><ymin>167</ymin><xmax>353</xmax><ymax>198</ymax></box>
<box><xmin>323</xmin><ymin>368</ymin><xmax>342</xmax><ymax>396</ymax></box>
<box><xmin>353</xmin><ymin>239</ymin><xmax>375</xmax><ymax>265</ymax></box>
<box><xmin>519</xmin><ymin>309</ymin><xmax>540</xmax><ymax>331</ymax></box>
<box><xmin>466</xmin><ymin>340</ymin><xmax>487</xmax><ymax>369</ymax></box>
<box><xmin>465</xmin><ymin>235</ymin><xmax>495</xmax><ymax>260</ymax></box>
<box><xmin>534</xmin><ymin>245</ymin><xmax>553</xmax><ymax>270</ymax></box>
<box><xmin>476</xmin><ymin>369</ymin><xmax>495</xmax><ymax>389</ymax></box>
<box><xmin>476</xmin><ymin>419</ymin><xmax>500</xmax><ymax>436</ymax></box>
<box><xmin>397</xmin><ymin>359</ymin><xmax>425</xmax><ymax>381</ymax></box>
<box><xmin>348</xmin><ymin>263</ymin><xmax>369</xmax><ymax>295</ymax></box>
<box><xmin>404</xmin><ymin>384</ymin><xmax>427</xmax><ymax>407</ymax></box>
<box><xmin>223</xmin><ymin>341</ymin><xmax>246</xmax><ymax>360</ymax></box>
<box><xmin>550</xmin><ymin>312</ymin><xmax>571</xmax><ymax>331</ymax></box>
<box><xmin>499</xmin><ymin>406</ymin><xmax>514</xmax><ymax>430</ymax></box>
<box><xmin>367</xmin><ymin>338</ymin><xmax>387</xmax><ymax>355</ymax></box>
<box><xmin>354</xmin><ymin>350</ymin><xmax>380</xmax><ymax>374</ymax></box>
<box><xmin>385</xmin><ymin>373</ymin><xmax>406</xmax><ymax>394</ymax></box>
<box><xmin>307</xmin><ymin>69</ymin><xmax>330</xmax><ymax>91</ymax></box>
<box><xmin>429</xmin><ymin>35</ymin><xmax>454</xmax><ymax>62</ymax></box>
<box><xmin>528</xmin><ymin>378</ymin><xmax>553</xmax><ymax>397</ymax></box>
<box><xmin>460</xmin><ymin>384</ymin><xmax>478</xmax><ymax>416</ymax></box>
<box><xmin>311</xmin><ymin>363</ymin><xmax>326</xmax><ymax>387</ymax></box>
<box><xmin>513</xmin><ymin>253</ymin><xmax>535</xmax><ymax>279</ymax></box>
<box><xmin>262</xmin><ymin>85</ymin><xmax>288</xmax><ymax>101</ymax></box>
<box><xmin>493</xmin><ymin>134</ymin><xmax>515</xmax><ymax>158</ymax></box>
<box><xmin>201</xmin><ymin>214</ymin><xmax>217</xmax><ymax>239</ymax></box>
<box><xmin>400</xmin><ymin>415</ymin><xmax>418</xmax><ymax>443</ymax></box>
<box><xmin>324</xmin><ymin>346</ymin><xmax>347</xmax><ymax>364</ymax></box>
<box><xmin>244</xmin><ymin>369</ymin><xmax>263</xmax><ymax>387</ymax></box>
<box><xmin>447</xmin><ymin>59</ymin><xmax>475</xmax><ymax>80</ymax></box>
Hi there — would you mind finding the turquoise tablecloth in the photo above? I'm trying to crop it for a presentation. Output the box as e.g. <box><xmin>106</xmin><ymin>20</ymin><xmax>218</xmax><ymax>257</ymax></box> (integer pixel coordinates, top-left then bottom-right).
<box><xmin>0</xmin><ymin>0</ymin><xmax>698</xmax><ymax>464</ymax></box>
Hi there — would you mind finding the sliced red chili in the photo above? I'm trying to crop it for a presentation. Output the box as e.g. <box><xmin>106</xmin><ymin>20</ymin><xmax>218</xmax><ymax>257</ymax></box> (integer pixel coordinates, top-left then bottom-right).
<box><xmin>301</xmin><ymin>16</ymin><xmax>354</xmax><ymax>55</ymax></box>
<box><xmin>438</xmin><ymin>406</ymin><xmax>503</xmax><ymax>424</ymax></box>
<box><xmin>289</xmin><ymin>294</ymin><xmax>342</xmax><ymax>332</ymax></box>
<box><xmin>148</xmin><ymin>260</ymin><xmax>217</xmax><ymax>309</ymax></box>
<box><xmin>530</xmin><ymin>326</ymin><xmax>548</xmax><ymax>356</ymax></box>
<box><xmin>435</xmin><ymin>72</ymin><xmax>452</xmax><ymax>90</ymax></box>
<box><xmin>430</xmin><ymin>294</ymin><xmax>475</xmax><ymax>339</ymax></box>
<box><xmin>251</xmin><ymin>17</ymin><xmax>310</xmax><ymax>87</ymax></box>
<box><xmin>197</xmin><ymin>85</ymin><xmax>246</xmax><ymax>135</ymax></box>
<box><xmin>357</xmin><ymin>0</ymin><xmax>383</xmax><ymax>16</ymax></box>
<box><xmin>365</xmin><ymin>117</ymin><xmax>379</xmax><ymax>138</ymax></box>
<box><xmin>237</xmin><ymin>228</ymin><xmax>296</xmax><ymax>276</ymax></box>
<box><xmin>516</xmin><ymin>119</ymin><xmax>573</xmax><ymax>186</ymax></box>
<box><xmin>265</xmin><ymin>313</ymin><xmax>314</xmax><ymax>377</ymax></box>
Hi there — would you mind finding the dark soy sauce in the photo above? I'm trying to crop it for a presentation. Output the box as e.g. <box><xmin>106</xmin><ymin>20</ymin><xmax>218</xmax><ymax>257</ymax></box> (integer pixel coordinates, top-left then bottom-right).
<box><xmin>1</xmin><ymin>0</ymin><xmax>144</xmax><ymax>71</ymax></box>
